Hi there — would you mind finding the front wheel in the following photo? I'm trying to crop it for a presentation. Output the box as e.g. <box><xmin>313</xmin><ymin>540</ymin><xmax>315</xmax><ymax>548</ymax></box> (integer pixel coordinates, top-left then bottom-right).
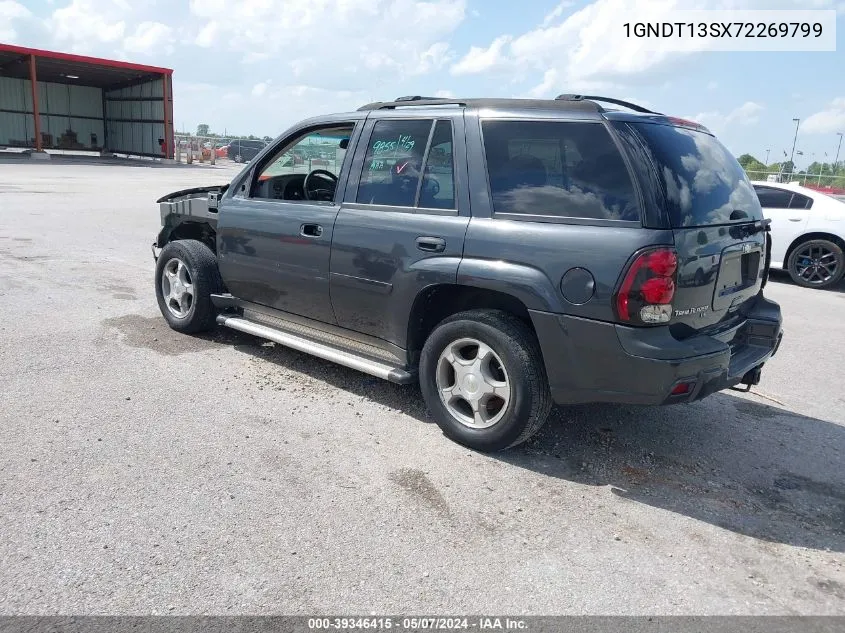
<box><xmin>419</xmin><ymin>310</ymin><xmax>552</xmax><ymax>452</ymax></box>
<box><xmin>155</xmin><ymin>240</ymin><xmax>223</xmax><ymax>333</ymax></box>
<box><xmin>787</xmin><ymin>238</ymin><xmax>845</xmax><ymax>289</ymax></box>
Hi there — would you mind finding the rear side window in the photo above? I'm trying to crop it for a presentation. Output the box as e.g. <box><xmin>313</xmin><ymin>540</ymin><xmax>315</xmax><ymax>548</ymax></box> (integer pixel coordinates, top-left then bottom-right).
<box><xmin>627</xmin><ymin>122</ymin><xmax>762</xmax><ymax>227</ymax></box>
<box><xmin>481</xmin><ymin>120</ymin><xmax>640</xmax><ymax>222</ymax></box>
<box><xmin>356</xmin><ymin>119</ymin><xmax>455</xmax><ymax>209</ymax></box>
<box><xmin>421</xmin><ymin>120</ymin><xmax>455</xmax><ymax>209</ymax></box>
<box><xmin>754</xmin><ymin>186</ymin><xmax>793</xmax><ymax>209</ymax></box>
<box><xmin>789</xmin><ymin>192</ymin><xmax>813</xmax><ymax>209</ymax></box>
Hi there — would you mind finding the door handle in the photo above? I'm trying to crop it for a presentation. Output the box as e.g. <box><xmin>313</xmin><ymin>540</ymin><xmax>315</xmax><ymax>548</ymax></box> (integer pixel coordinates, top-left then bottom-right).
<box><xmin>416</xmin><ymin>236</ymin><xmax>446</xmax><ymax>252</ymax></box>
<box><xmin>788</xmin><ymin>218</ymin><xmax>803</xmax><ymax>222</ymax></box>
<box><xmin>300</xmin><ymin>223</ymin><xmax>323</xmax><ymax>237</ymax></box>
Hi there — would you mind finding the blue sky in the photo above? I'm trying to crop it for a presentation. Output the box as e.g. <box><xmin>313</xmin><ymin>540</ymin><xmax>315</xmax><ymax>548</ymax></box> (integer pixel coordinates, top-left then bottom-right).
<box><xmin>2</xmin><ymin>0</ymin><xmax>844</xmax><ymax>168</ymax></box>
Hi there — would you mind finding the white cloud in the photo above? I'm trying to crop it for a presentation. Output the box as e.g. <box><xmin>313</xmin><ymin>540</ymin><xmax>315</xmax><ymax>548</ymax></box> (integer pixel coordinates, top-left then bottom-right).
<box><xmin>688</xmin><ymin>101</ymin><xmax>764</xmax><ymax>135</ymax></box>
<box><xmin>524</xmin><ymin>68</ymin><xmax>560</xmax><ymax>98</ymax></box>
<box><xmin>451</xmin><ymin>35</ymin><xmax>512</xmax><ymax>75</ymax></box>
<box><xmin>243</xmin><ymin>51</ymin><xmax>271</xmax><ymax>64</ymax></box>
<box><xmin>251</xmin><ymin>81</ymin><xmax>270</xmax><ymax>97</ymax></box>
<box><xmin>194</xmin><ymin>21</ymin><xmax>218</xmax><ymax>47</ymax></box>
<box><xmin>47</xmin><ymin>0</ymin><xmax>127</xmax><ymax>51</ymax></box>
<box><xmin>123</xmin><ymin>21</ymin><xmax>173</xmax><ymax>55</ymax></box>
<box><xmin>434</xmin><ymin>89</ymin><xmax>456</xmax><ymax>98</ymax></box>
<box><xmin>727</xmin><ymin>101</ymin><xmax>764</xmax><ymax>125</ymax></box>
<box><xmin>542</xmin><ymin>1</ymin><xmax>574</xmax><ymax>26</ymax></box>
<box><xmin>802</xmin><ymin>98</ymin><xmax>845</xmax><ymax>134</ymax></box>
<box><xmin>416</xmin><ymin>42</ymin><xmax>453</xmax><ymax>75</ymax></box>
<box><xmin>188</xmin><ymin>0</ymin><xmax>466</xmax><ymax>84</ymax></box>
<box><xmin>0</xmin><ymin>0</ymin><xmax>31</xmax><ymax>41</ymax></box>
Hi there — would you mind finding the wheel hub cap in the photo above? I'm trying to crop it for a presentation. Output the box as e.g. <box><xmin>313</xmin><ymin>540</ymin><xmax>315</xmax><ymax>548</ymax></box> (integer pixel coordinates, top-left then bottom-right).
<box><xmin>161</xmin><ymin>257</ymin><xmax>195</xmax><ymax>318</ymax></box>
<box><xmin>462</xmin><ymin>374</ymin><xmax>480</xmax><ymax>394</ymax></box>
<box><xmin>435</xmin><ymin>337</ymin><xmax>511</xmax><ymax>430</ymax></box>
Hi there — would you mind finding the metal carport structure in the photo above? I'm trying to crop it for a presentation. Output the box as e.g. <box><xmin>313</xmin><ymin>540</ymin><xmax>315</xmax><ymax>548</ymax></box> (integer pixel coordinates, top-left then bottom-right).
<box><xmin>0</xmin><ymin>44</ymin><xmax>174</xmax><ymax>158</ymax></box>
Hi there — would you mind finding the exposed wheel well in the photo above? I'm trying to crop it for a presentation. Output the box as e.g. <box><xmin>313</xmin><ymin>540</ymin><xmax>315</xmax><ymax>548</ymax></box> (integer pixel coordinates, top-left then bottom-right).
<box><xmin>406</xmin><ymin>284</ymin><xmax>535</xmax><ymax>360</ymax></box>
<box><xmin>783</xmin><ymin>232</ymin><xmax>845</xmax><ymax>268</ymax></box>
<box><xmin>163</xmin><ymin>222</ymin><xmax>217</xmax><ymax>254</ymax></box>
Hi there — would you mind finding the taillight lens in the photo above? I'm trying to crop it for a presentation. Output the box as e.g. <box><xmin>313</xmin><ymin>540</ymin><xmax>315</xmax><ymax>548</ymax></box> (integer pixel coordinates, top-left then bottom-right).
<box><xmin>646</xmin><ymin>250</ymin><xmax>678</xmax><ymax>277</ymax></box>
<box><xmin>615</xmin><ymin>247</ymin><xmax>678</xmax><ymax>325</ymax></box>
<box><xmin>641</xmin><ymin>277</ymin><xmax>675</xmax><ymax>304</ymax></box>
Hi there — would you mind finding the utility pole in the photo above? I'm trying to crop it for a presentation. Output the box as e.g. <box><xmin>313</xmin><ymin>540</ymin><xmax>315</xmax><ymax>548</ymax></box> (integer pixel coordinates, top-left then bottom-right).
<box><xmin>789</xmin><ymin>118</ymin><xmax>800</xmax><ymax>173</ymax></box>
<box><xmin>765</xmin><ymin>148</ymin><xmax>770</xmax><ymax>166</ymax></box>
<box><xmin>835</xmin><ymin>132</ymin><xmax>843</xmax><ymax>170</ymax></box>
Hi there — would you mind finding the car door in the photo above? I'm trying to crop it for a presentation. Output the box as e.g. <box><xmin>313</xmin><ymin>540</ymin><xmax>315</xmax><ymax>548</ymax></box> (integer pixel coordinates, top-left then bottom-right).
<box><xmin>216</xmin><ymin>119</ymin><xmax>362</xmax><ymax>325</ymax></box>
<box><xmin>754</xmin><ymin>185</ymin><xmax>811</xmax><ymax>266</ymax></box>
<box><xmin>330</xmin><ymin>111</ymin><xmax>470</xmax><ymax>348</ymax></box>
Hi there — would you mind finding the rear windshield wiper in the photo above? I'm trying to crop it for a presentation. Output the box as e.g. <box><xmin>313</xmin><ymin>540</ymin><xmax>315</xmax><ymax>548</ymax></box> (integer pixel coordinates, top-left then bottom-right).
<box><xmin>728</xmin><ymin>216</ymin><xmax>771</xmax><ymax>239</ymax></box>
<box><xmin>744</xmin><ymin>217</ymin><xmax>771</xmax><ymax>235</ymax></box>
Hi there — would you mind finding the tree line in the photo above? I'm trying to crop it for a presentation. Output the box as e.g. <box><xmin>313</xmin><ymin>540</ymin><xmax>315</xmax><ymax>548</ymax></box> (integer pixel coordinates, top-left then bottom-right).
<box><xmin>193</xmin><ymin>123</ymin><xmax>273</xmax><ymax>143</ymax></box>
<box><xmin>737</xmin><ymin>153</ymin><xmax>845</xmax><ymax>186</ymax></box>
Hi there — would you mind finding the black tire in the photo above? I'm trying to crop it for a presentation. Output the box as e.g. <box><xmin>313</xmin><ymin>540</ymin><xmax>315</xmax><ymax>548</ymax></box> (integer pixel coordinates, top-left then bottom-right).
<box><xmin>155</xmin><ymin>239</ymin><xmax>223</xmax><ymax>333</ymax></box>
<box><xmin>419</xmin><ymin>309</ymin><xmax>552</xmax><ymax>452</ymax></box>
<box><xmin>234</xmin><ymin>154</ymin><xmax>243</xmax><ymax>163</ymax></box>
<box><xmin>787</xmin><ymin>238</ymin><xmax>845</xmax><ymax>289</ymax></box>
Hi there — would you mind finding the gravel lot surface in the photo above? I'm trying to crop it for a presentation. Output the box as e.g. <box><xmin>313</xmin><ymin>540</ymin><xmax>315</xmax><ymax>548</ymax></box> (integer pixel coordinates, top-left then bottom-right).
<box><xmin>0</xmin><ymin>156</ymin><xmax>843</xmax><ymax>615</ymax></box>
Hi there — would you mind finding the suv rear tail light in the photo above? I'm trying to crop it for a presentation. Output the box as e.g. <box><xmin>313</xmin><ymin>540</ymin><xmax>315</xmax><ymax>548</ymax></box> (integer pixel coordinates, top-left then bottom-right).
<box><xmin>615</xmin><ymin>247</ymin><xmax>678</xmax><ymax>325</ymax></box>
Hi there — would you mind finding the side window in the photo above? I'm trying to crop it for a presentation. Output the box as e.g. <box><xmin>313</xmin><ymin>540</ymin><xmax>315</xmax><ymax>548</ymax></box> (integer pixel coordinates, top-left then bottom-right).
<box><xmin>754</xmin><ymin>186</ymin><xmax>793</xmax><ymax>209</ymax></box>
<box><xmin>356</xmin><ymin>119</ymin><xmax>432</xmax><ymax>207</ymax></box>
<box><xmin>252</xmin><ymin>124</ymin><xmax>354</xmax><ymax>201</ymax></box>
<box><xmin>789</xmin><ymin>192</ymin><xmax>813</xmax><ymax>209</ymax></box>
<box><xmin>419</xmin><ymin>120</ymin><xmax>455</xmax><ymax>209</ymax></box>
<box><xmin>481</xmin><ymin>120</ymin><xmax>640</xmax><ymax>221</ymax></box>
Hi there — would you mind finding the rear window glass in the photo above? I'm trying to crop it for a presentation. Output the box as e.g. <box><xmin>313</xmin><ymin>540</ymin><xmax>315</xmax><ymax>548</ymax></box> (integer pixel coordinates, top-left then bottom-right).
<box><xmin>481</xmin><ymin>120</ymin><xmax>640</xmax><ymax>222</ymax></box>
<box><xmin>754</xmin><ymin>185</ymin><xmax>793</xmax><ymax>209</ymax></box>
<box><xmin>627</xmin><ymin>122</ymin><xmax>762</xmax><ymax>227</ymax></box>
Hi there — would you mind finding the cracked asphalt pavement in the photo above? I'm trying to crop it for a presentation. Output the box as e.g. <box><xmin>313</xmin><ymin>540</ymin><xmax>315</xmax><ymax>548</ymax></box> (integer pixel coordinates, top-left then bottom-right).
<box><xmin>0</xmin><ymin>157</ymin><xmax>843</xmax><ymax>615</ymax></box>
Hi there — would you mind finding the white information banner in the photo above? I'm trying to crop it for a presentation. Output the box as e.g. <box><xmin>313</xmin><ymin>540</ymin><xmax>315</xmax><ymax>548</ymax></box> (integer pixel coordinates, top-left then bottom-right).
<box><xmin>619</xmin><ymin>9</ymin><xmax>836</xmax><ymax>52</ymax></box>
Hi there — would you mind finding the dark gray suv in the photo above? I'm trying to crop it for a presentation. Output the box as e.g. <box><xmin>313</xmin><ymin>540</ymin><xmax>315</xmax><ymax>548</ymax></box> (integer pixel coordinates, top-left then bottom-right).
<box><xmin>153</xmin><ymin>95</ymin><xmax>784</xmax><ymax>452</ymax></box>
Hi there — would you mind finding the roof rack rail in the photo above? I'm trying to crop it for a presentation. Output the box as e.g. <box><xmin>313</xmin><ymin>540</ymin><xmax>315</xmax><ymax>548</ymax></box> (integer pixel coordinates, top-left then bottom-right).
<box><xmin>555</xmin><ymin>94</ymin><xmax>661</xmax><ymax>115</ymax></box>
<box><xmin>357</xmin><ymin>98</ymin><xmax>468</xmax><ymax>111</ymax></box>
<box><xmin>394</xmin><ymin>95</ymin><xmax>439</xmax><ymax>101</ymax></box>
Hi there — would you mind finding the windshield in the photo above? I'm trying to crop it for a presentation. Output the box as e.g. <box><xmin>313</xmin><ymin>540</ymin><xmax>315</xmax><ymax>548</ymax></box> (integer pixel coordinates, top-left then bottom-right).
<box><xmin>627</xmin><ymin>121</ymin><xmax>763</xmax><ymax>228</ymax></box>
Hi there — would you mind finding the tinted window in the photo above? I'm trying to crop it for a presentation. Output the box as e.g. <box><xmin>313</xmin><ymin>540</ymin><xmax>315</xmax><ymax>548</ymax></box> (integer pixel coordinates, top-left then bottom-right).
<box><xmin>754</xmin><ymin>186</ymin><xmax>793</xmax><ymax>209</ymax></box>
<box><xmin>481</xmin><ymin>120</ymin><xmax>640</xmax><ymax>221</ymax></box>
<box><xmin>628</xmin><ymin>122</ymin><xmax>762</xmax><ymax>227</ymax></box>
<box><xmin>789</xmin><ymin>192</ymin><xmax>814</xmax><ymax>209</ymax></box>
<box><xmin>419</xmin><ymin>120</ymin><xmax>455</xmax><ymax>209</ymax></box>
<box><xmin>357</xmin><ymin>119</ymin><xmax>433</xmax><ymax>207</ymax></box>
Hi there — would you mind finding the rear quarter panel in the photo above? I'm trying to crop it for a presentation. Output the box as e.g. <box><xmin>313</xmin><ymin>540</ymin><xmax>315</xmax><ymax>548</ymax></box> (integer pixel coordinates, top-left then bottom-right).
<box><xmin>460</xmin><ymin>219</ymin><xmax>674</xmax><ymax>320</ymax></box>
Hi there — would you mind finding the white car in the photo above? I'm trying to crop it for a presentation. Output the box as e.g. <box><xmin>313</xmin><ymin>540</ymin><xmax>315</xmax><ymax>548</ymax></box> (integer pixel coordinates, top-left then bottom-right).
<box><xmin>751</xmin><ymin>181</ymin><xmax>845</xmax><ymax>289</ymax></box>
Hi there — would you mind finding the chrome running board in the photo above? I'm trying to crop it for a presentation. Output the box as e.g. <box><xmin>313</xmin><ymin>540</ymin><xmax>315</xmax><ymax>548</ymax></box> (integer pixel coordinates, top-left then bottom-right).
<box><xmin>216</xmin><ymin>315</ymin><xmax>415</xmax><ymax>385</ymax></box>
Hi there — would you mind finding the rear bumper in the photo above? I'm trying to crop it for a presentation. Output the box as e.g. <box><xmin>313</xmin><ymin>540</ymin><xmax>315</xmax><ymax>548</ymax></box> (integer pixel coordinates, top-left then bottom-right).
<box><xmin>530</xmin><ymin>293</ymin><xmax>783</xmax><ymax>406</ymax></box>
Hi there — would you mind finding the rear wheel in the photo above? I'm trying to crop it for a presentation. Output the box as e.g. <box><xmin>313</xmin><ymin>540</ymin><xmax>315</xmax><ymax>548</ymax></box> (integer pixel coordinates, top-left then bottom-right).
<box><xmin>787</xmin><ymin>238</ymin><xmax>845</xmax><ymax>289</ymax></box>
<box><xmin>419</xmin><ymin>310</ymin><xmax>552</xmax><ymax>452</ymax></box>
<box><xmin>155</xmin><ymin>240</ymin><xmax>223</xmax><ymax>333</ymax></box>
